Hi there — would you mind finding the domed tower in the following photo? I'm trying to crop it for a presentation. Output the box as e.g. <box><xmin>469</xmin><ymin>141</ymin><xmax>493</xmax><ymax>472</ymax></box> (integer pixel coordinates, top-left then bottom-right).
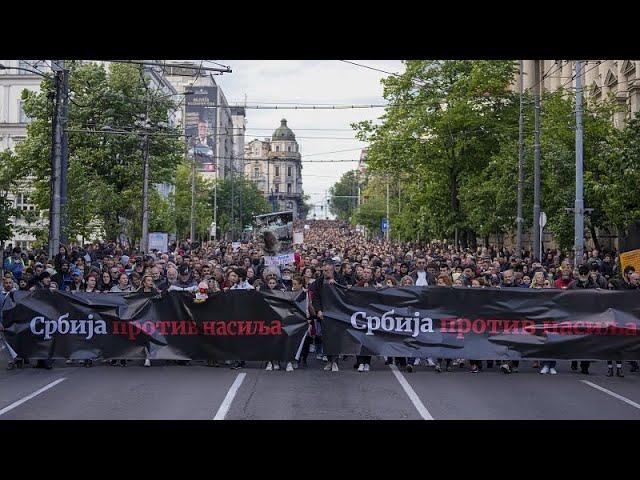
<box><xmin>267</xmin><ymin>119</ymin><xmax>304</xmax><ymax>218</ymax></box>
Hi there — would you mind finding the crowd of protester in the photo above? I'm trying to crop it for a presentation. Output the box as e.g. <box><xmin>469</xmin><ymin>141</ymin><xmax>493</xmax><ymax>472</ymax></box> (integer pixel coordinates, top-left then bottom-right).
<box><xmin>2</xmin><ymin>219</ymin><xmax>639</xmax><ymax>376</ymax></box>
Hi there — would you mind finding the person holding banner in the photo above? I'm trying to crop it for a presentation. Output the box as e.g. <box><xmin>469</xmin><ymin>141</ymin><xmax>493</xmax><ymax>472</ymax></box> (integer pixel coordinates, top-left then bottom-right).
<box><xmin>567</xmin><ymin>265</ymin><xmax>597</xmax><ymax>375</ymax></box>
<box><xmin>1</xmin><ymin>273</ymin><xmax>22</xmax><ymax>370</ymax></box>
<box><xmin>311</xmin><ymin>259</ymin><xmax>342</xmax><ymax>372</ymax></box>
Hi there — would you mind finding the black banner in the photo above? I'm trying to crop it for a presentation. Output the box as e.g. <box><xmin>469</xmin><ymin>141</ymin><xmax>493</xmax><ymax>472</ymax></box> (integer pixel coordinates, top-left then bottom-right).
<box><xmin>1</xmin><ymin>290</ymin><xmax>307</xmax><ymax>361</ymax></box>
<box><xmin>321</xmin><ymin>285</ymin><xmax>640</xmax><ymax>360</ymax></box>
<box><xmin>5</xmin><ymin>286</ymin><xmax>640</xmax><ymax>361</ymax></box>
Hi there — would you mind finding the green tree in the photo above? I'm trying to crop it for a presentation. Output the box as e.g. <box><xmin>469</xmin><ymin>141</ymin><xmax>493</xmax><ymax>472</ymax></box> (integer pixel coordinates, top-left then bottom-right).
<box><xmin>212</xmin><ymin>177</ymin><xmax>270</xmax><ymax>239</ymax></box>
<box><xmin>16</xmin><ymin>61</ymin><xmax>184</xmax><ymax>245</ymax></box>
<box><xmin>0</xmin><ymin>151</ymin><xmax>19</xmax><ymax>259</ymax></box>
<box><xmin>328</xmin><ymin>170</ymin><xmax>360</xmax><ymax>221</ymax></box>
<box><xmin>173</xmin><ymin>161</ymin><xmax>213</xmax><ymax>241</ymax></box>
<box><xmin>354</xmin><ymin>60</ymin><xmax>519</xmax><ymax>246</ymax></box>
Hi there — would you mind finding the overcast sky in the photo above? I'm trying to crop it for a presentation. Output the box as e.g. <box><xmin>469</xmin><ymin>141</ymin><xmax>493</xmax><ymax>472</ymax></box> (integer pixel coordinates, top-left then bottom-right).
<box><xmin>213</xmin><ymin>60</ymin><xmax>405</xmax><ymax>218</ymax></box>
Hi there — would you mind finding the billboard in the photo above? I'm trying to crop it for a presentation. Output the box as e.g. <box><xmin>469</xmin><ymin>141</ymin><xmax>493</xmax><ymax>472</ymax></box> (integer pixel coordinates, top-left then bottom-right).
<box><xmin>185</xmin><ymin>86</ymin><xmax>218</xmax><ymax>173</ymax></box>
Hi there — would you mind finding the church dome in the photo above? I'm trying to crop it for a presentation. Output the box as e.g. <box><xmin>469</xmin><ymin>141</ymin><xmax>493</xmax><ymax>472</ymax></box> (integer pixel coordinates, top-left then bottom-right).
<box><xmin>272</xmin><ymin>119</ymin><xmax>295</xmax><ymax>141</ymax></box>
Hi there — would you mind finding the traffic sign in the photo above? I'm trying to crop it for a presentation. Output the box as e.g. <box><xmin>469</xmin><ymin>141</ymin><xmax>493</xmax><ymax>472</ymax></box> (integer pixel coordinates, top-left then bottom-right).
<box><xmin>381</xmin><ymin>218</ymin><xmax>389</xmax><ymax>232</ymax></box>
<box><xmin>539</xmin><ymin>211</ymin><xmax>547</xmax><ymax>228</ymax></box>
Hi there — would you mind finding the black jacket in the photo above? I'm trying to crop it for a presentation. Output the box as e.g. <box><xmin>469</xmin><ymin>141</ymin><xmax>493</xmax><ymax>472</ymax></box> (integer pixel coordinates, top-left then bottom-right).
<box><xmin>409</xmin><ymin>270</ymin><xmax>437</xmax><ymax>286</ymax></box>
<box><xmin>310</xmin><ymin>274</ymin><xmax>345</xmax><ymax>313</ymax></box>
<box><xmin>569</xmin><ymin>278</ymin><xmax>598</xmax><ymax>289</ymax></box>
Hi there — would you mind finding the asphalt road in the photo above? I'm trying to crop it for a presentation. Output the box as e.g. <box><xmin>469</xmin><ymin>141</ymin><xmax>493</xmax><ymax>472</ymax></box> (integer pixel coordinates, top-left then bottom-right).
<box><xmin>1</xmin><ymin>349</ymin><xmax>640</xmax><ymax>419</ymax></box>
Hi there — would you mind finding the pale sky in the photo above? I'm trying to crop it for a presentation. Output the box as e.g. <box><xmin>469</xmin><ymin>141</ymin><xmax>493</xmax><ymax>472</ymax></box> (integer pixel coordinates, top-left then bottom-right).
<box><xmin>214</xmin><ymin>60</ymin><xmax>405</xmax><ymax>218</ymax></box>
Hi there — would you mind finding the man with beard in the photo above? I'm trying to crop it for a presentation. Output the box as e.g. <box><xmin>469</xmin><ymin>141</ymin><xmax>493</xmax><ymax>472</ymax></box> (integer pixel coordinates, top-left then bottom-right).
<box><xmin>395</xmin><ymin>262</ymin><xmax>410</xmax><ymax>282</ymax></box>
<box><xmin>52</xmin><ymin>262</ymin><xmax>73</xmax><ymax>291</ymax></box>
<box><xmin>409</xmin><ymin>257</ymin><xmax>437</xmax><ymax>286</ymax></box>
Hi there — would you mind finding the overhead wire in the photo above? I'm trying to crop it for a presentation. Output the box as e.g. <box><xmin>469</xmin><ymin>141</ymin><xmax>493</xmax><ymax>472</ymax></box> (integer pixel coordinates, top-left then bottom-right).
<box><xmin>339</xmin><ymin>60</ymin><xmax>427</xmax><ymax>88</ymax></box>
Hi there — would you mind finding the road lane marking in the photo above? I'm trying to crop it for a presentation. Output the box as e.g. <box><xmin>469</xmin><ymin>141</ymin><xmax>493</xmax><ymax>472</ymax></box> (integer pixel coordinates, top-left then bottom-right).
<box><xmin>0</xmin><ymin>378</ymin><xmax>67</xmax><ymax>417</ymax></box>
<box><xmin>213</xmin><ymin>373</ymin><xmax>246</xmax><ymax>420</ymax></box>
<box><xmin>581</xmin><ymin>380</ymin><xmax>640</xmax><ymax>410</ymax></box>
<box><xmin>389</xmin><ymin>365</ymin><xmax>434</xmax><ymax>420</ymax></box>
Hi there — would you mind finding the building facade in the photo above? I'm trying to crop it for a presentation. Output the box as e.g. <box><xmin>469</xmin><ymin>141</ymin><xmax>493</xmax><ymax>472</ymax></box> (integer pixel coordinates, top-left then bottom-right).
<box><xmin>0</xmin><ymin>60</ymin><xmax>50</xmax><ymax>249</ymax></box>
<box><xmin>164</xmin><ymin>63</ymin><xmax>242</xmax><ymax>182</ymax></box>
<box><xmin>0</xmin><ymin>60</ymin><xmax>183</xmax><ymax>249</ymax></box>
<box><xmin>515</xmin><ymin>60</ymin><xmax>640</xmax><ymax>128</ymax></box>
<box><xmin>244</xmin><ymin>119</ymin><xmax>305</xmax><ymax>218</ymax></box>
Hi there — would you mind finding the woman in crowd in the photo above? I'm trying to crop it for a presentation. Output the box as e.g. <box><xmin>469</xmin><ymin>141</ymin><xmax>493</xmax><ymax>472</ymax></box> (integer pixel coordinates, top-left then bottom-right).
<box><xmin>110</xmin><ymin>273</ymin><xmax>132</xmax><ymax>293</ymax></box>
<box><xmin>99</xmin><ymin>271</ymin><xmax>114</xmax><ymax>292</ymax></box>
<box><xmin>530</xmin><ymin>271</ymin><xmax>546</xmax><ymax>289</ymax></box>
<box><xmin>84</xmin><ymin>273</ymin><xmax>99</xmax><ymax>293</ymax></box>
<box><xmin>130</xmin><ymin>272</ymin><xmax>142</xmax><ymax>290</ymax></box>
<box><xmin>400</xmin><ymin>275</ymin><xmax>414</xmax><ymax>286</ymax></box>
<box><xmin>139</xmin><ymin>274</ymin><xmax>158</xmax><ymax>294</ymax></box>
<box><xmin>263</xmin><ymin>276</ymin><xmax>294</xmax><ymax>372</ymax></box>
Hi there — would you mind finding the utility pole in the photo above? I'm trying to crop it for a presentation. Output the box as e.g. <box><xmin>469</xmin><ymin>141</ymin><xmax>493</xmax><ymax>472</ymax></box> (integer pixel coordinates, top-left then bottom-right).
<box><xmin>516</xmin><ymin>59</ymin><xmax>525</xmax><ymax>259</ymax></box>
<box><xmin>140</xmin><ymin>102</ymin><xmax>151</xmax><ymax>253</ymax></box>
<box><xmin>532</xmin><ymin>59</ymin><xmax>542</xmax><ymax>261</ymax></box>
<box><xmin>48</xmin><ymin>60</ymin><xmax>65</xmax><ymax>259</ymax></box>
<box><xmin>230</xmin><ymin>154</ymin><xmax>236</xmax><ymax>238</ymax></box>
<box><xmin>238</xmin><ymin>151</ymin><xmax>244</xmax><ymax>239</ymax></box>
<box><xmin>213</xmin><ymin>158</ymin><xmax>218</xmax><ymax>241</ymax></box>
<box><xmin>189</xmin><ymin>136</ymin><xmax>196</xmax><ymax>243</ymax></box>
<box><xmin>574</xmin><ymin>60</ymin><xmax>585</xmax><ymax>268</ymax></box>
<box><xmin>59</xmin><ymin>66</ymin><xmax>69</xmax><ymax>246</ymax></box>
<box><xmin>386</xmin><ymin>175</ymin><xmax>390</xmax><ymax>242</ymax></box>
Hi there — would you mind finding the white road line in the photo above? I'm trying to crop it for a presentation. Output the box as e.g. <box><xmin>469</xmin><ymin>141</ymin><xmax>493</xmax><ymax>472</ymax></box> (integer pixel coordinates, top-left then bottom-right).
<box><xmin>581</xmin><ymin>380</ymin><xmax>640</xmax><ymax>410</ymax></box>
<box><xmin>389</xmin><ymin>365</ymin><xmax>434</xmax><ymax>420</ymax></box>
<box><xmin>0</xmin><ymin>378</ymin><xmax>67</xmax><ymax>417</ymax></box>
<box><xmin>213</xmin><ymin>373</ymin><xmax>246</xmax><ymax>420</ymax></box>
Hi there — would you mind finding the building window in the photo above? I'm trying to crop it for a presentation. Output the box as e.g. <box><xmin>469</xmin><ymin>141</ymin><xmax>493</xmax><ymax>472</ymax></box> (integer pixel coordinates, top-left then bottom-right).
<box><xmin>15</xmin><ymin>193</ymin><xmax>35</xmax><ymax>211</ymax></box>
<box><xmin>275</xmin><ymin>166</ymin><xmax>280</xmax><ymax>177</ymax></box>
<box><xmin>287</xmin><ymin>166</ymin><xmax>292</xmax><ymax>177</ymax></box>
<box><xmin>287</xmin><ymin>183</ymin><xmax>292</xmax><ymax>194</ymax></box>
<box><xmin>287</xmin><ymin>146</ymin><xmax>291</xmax><ymax>152</ymax></box>
<box><xmin>254</xmin><ymin>167</ymin><xmax>259</xmax><ymax>176</ymax></box>
<box><xmin>275</xmin><ymin>145</ymin><xmax>280</xmax><ymax>152</ymax></box>
<box><xmin>19</xmin><ymin>100</ymin><xmax>31</xmax><ymax>124</ymax></box>
<box><xmin>275</xmin><ymin>184</ymin><xmax>279</xmax><ymax>193</ymax></box>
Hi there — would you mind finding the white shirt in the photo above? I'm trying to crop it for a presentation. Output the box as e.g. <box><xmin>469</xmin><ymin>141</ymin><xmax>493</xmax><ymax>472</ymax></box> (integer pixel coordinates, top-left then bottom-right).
<box><xmin>231</xmin><ymin>280</ymin><xmax>254</xmax><ymax>290</ymax></box>
<box><xmin>415</xmin><ymin>271</ymin><xmax>428</xmax><ymax>286</ymax></box>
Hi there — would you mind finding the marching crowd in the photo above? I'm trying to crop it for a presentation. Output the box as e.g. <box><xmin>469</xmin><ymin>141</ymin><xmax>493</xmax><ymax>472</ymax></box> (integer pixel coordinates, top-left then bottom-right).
<box><xmin>2</xmin><ymin>219</ymin><xmax>639</xmax><ymax>376</ymax></box>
